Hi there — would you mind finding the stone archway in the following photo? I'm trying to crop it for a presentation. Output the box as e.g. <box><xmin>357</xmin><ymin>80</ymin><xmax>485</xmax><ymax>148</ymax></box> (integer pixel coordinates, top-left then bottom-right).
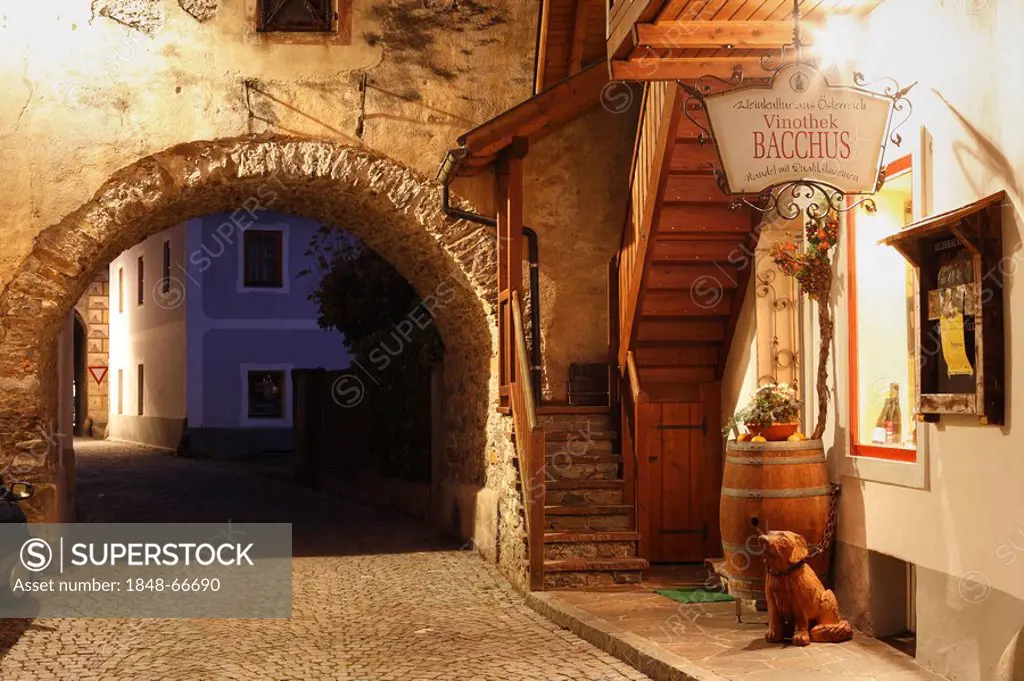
<box><xmin>0</xmin><ymin>136</ymin><xmax>499</xmax><ymax>526</ymax></box>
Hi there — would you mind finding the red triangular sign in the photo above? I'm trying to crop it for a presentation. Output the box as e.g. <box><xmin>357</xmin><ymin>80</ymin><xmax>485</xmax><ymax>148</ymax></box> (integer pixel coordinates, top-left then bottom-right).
<box><xmin>88</xmin><ymin>366</ymin><xmax>108</xmax><ymax>385</ymax></box>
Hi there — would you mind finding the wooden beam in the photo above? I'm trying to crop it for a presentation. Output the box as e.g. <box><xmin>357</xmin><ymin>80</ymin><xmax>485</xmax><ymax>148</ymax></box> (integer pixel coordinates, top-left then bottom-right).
<box><xmin>459</xmin><ymin>62</ymin><xmax>608</xmax><ymax>159</ymax></box>
<box><xmin>534</xmin><ymin>0</ymin><xmax>552</xmax><ymax>93</ymax></box>
<box><xmin>610</xmin><ymin>56</ymin><xmax>770</xmax><ymax>82</ymax></box>
<box><xmin>607</xmin><ymin>0</ymin><xmax>660</xmax><ymax>61</ymax></box>
<box><xmin>636</xmin><ymin>21</ymin><xmax>809</xmax><ymax>49</ymax></box>
<box><xmin>568</xmin><ymin>0</ymin><xmax>592</xmax><ymax>74</ymax></box>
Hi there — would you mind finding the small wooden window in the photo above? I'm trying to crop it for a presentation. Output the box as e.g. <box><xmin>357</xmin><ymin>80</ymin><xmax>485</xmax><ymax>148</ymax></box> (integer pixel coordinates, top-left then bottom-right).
<box><xmin>162</xmin><ymin>241</ymin><xmax>171</xmax><ymax>294</ymax></box>
<box><xmin>248</xmin><ymin>370</ymin><xmax>286</xmax><ymax>419</ymax></box>
<box><xmin>137</xmin><ymin>364</ymin><xmax>145</xmax><ymax>416</ymax></box>
<box><xmin>117</xmin><ymin>369</ymin><xmax>124</xmax><ymax>415</ymax></box>
<box><xmin>257</xmin><ymin>0</ymin><xmax>334</xmax><ymax>32</ymax></box>
<box><xmin>243</xmin><ymin>230</ymin><xmax>284</xmax><ymax>288</ymax></box>
<box><xmin>137</xmin><ymin>256</ymin><xmax>145</xmax><ymax>306</ymax></box>
<box><xmin>118</xmin><ymin>267</ymin><xmax>124</xmax><ymax>314</ymax></box>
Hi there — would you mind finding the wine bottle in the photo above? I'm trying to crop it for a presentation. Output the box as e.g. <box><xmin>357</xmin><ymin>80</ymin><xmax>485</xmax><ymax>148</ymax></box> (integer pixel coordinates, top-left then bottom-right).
<box><xmin>886</xmin><ymin>383</ymin><xmax>902</xmax><ymax>446</ymax></box>
<box><xmin>872</xmin><ymin>392</ymin><xmax>892</xmax><ymax>445</ymax></box>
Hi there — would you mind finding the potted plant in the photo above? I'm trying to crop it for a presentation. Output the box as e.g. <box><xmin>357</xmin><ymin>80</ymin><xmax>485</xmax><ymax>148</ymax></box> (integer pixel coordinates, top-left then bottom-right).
<box><xmin>724</xmin><ymin>383</ymin><xmax>803</xmax><ymax>442</ymax></box>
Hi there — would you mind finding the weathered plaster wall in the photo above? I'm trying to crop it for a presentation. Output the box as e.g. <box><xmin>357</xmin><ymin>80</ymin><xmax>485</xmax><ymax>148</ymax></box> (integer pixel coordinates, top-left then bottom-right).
<box><xmin>0</xmin><ymin>0</ymin><xmax>534</xmax><ymax>297</ymax></box>
<box><xmin>716</xmin><ymin>3</ymin><xmax>1024</xmax><ymax>677</ymax></box>
<box><xmin>523</xmin><ymin>105</ymin><xmax>639</xmax><ymax>400</ymax></box>
<box><xmin>823</xmin><ymin>2</ymin><xmax>1024</xmax><ymax>679</ymax></box>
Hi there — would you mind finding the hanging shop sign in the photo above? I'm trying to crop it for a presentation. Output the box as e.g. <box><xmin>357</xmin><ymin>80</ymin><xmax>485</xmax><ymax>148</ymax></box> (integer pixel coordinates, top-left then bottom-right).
<box><xmin>682</xmin><ymin>0</ymin><xmax>914</xmax><ymax>219</ymax></box>
<box><xmin>703</xmin><ymin>63</ymin><xmax>894</xmax><ymax>196</ymax></box>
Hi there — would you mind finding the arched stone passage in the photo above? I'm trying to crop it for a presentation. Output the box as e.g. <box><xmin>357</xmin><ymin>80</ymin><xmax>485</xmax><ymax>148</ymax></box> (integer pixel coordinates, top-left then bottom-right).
<box><xmin>0</xmin><ymin>137</ymin><xmax>499</xmax><ymax>525</ymax></box>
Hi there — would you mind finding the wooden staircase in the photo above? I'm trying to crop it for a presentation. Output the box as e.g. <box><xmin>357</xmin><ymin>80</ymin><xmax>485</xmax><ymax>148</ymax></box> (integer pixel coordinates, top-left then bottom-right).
<box><xmin>538</xmin><ymin>410</ymin><xmax>647</xmax><ymax>589</ymax></box>
<box><xmin>612</xmin><ymin>81</ymin><xmax>758</xmax><ymax>565</ymax></box>
<box><xmin>618</xmin><ymin>82</ymin><xmax>757</xmax><ymax>400</ymax></box>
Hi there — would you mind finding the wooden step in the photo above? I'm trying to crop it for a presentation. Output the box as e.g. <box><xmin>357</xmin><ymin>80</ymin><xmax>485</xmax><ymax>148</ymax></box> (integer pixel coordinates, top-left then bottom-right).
<box><xmin>640</xmin><ymin>366</ymin><xmax>717</xmax><ymax>383</ymax></box>
<box><xmin>668</xmin><ymin>140</ymin><xmax>719</xmax><ymax>173</ymax></box>
<box><xmin>647</xmin><ymin>262</ymin><xmax>740</xmax><ymax>290</ymax></box>
<box><xmin>657</xmin><ymin>203</ymin><xmax>752</xmax><ymax>235</ymax></box>
<box><xmin>633</xmin><ymin>343</ymin><xmax>720</xmax><ymax>367</ymax></box>
<box><xmin>636</xmin><ymin>317</ymin><xmax>726</xmax><ymax>342</ymax></box>
<box><xmin>663</xmin><ymin>175</ymin><xmax>730</xmax><ymax>203</ymax></box>
<box><xmin>652</xmin><ymin>239</ymin><xmax>746</xmax><ymax>263</ymax></box>
<box><xmin>642</xmin><ymin>289</ymin><xmax>734</xmax><ymax>316</ymax></box>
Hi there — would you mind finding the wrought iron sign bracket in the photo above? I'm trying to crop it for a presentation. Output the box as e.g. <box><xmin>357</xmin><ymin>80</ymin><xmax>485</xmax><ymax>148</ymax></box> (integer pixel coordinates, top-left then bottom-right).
<box><xmin>676</xmin><ymin>0</ymin><xmax>916</xmax><ymax>222</ymax></box>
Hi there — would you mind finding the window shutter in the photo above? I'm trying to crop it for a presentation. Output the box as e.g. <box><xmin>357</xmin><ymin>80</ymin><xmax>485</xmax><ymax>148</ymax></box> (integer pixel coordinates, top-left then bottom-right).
<box><xmin>258</xmin><ymin>0</ymin><xmax>334</xmax><ymax>32</ymax></box>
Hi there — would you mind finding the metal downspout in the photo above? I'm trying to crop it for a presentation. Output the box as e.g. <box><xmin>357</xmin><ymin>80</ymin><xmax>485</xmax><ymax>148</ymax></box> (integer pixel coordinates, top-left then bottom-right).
<box><xmin>437</xmin><ymin>149</ymin><xmax>544</xmax><ymax>405</ymax></box>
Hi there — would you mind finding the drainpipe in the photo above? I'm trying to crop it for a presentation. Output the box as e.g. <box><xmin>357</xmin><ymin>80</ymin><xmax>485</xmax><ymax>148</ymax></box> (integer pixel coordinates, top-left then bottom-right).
<box><xmin>437</xmin><ymin>149</ymin><xmax>544</xmax><ymax>405</ymax></box>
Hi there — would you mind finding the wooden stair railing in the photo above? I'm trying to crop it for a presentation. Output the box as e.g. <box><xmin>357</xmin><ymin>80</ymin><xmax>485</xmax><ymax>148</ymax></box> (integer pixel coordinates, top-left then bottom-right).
<box><xmin>511</xmin><ymin>290</ymin><xmax>546</xmax><ymax>591</ymax></box>
<box><xmin>613</xmin><ymin>78</ymin><xmax>743</xmax><ymax>565</ymax></box>
<box><xmin>617</xmin><ymin>80</ymin><xmax>682</xmax><ymax>372</ymax></box>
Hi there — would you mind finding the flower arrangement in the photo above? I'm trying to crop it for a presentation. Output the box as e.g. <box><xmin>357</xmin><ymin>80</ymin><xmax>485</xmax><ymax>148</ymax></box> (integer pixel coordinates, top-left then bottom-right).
<box><xmin>724</xmin><ymin>383</ymin><xmax>802</xmax><ymax>439</ymax></box>
<box><xmin>769</xmin><ymin>210</ymin><xmax>840</xmax><ymax>440</ymax></box>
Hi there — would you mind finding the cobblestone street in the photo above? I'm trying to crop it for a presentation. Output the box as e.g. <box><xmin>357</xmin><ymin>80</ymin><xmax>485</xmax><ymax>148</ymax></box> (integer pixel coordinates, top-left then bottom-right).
<box><xmin>0</xmin><ymin>440</ymin><xmax>649</xmax><ymax>681</ymax></box>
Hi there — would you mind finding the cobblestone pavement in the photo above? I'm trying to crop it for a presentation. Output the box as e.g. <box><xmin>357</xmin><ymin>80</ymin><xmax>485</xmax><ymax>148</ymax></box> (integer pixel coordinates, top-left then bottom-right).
<box><xmin>0</xmin><ymin>440</ymin><xmax>650</xmax><ymax>681</ymax></box>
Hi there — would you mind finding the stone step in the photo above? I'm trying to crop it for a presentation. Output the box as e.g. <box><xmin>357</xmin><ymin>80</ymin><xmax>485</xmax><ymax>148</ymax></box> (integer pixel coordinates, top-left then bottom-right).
<box><xmin>543</xmin><ymin>532</ymin><xmax>640</xmax><ymax>561</ymax></box>
<box><xmin>542</xmin><ymin>557</ymin><xmax>649</xmax><ymax>590</ymax></box>
<box><xmin>543</xmin><ymin>427</ymin><xmax>617</xmax><ymax>440</ymax></box>
<box><xmin>545</xmin><ymin>437</ymin><xmax>615</xmax><ymax>454</ymax></box>
<box><xmin>546</xmin><ymin>479</ymin><xmax>625</xmax><ymax>491</ymax></box>
<box><xmin>545</xmin><ymin>485</ymin><xmax>624</xmax><ymax>506</ymax></box>
<box><xmin>537</xmin><ymin>416</ymin><xmax>614</xmax><ymax>432</ymax></box>
<box><xmin>544</xmin><ymin>505</ymin><xmax>632</xmax><ymax>532</ymax></box>
<box><xmin>542</xmin><ymin>458</ymin><xmax>620</xmax><ymax>482</ymax></box>
<box><xmin>544</xmin><ymin>557</ymin><xmax>648</xmax><ymax>572</ymax></box>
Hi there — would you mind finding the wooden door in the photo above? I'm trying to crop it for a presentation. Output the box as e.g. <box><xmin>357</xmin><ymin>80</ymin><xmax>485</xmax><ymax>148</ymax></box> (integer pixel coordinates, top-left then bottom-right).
<box><xmin>644</xmin><ymin>387</ymin><xmax>722</xmax><ymax>563</ymax></box>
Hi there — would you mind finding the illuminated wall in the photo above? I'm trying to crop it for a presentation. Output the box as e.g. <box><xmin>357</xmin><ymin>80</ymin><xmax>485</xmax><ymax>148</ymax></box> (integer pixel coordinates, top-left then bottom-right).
<box><xmin>824</xmin><ymin>1</ymin><xmax>1024</xmax><ymax>679</ymax></box>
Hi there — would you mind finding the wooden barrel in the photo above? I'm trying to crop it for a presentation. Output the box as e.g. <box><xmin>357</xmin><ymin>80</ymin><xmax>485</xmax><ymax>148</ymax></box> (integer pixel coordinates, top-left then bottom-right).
<box><xmin>719</xmin><ymin>439</ymin><xmax>831</xmax><ymax>601</ymax></box>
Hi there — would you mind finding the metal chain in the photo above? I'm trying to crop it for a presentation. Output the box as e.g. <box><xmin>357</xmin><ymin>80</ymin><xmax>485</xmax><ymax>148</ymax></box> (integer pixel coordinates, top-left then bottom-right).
<box><xmin>806</xmin><ymin>483</ymin><xmax>841</xmax><ymax>560</ymax></box>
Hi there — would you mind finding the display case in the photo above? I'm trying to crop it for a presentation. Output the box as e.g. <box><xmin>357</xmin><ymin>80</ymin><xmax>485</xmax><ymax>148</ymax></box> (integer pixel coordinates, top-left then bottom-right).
<box><xmin>880</xmin><ymin>191</ymin><xmax>1006</xmax><ymax>425</ymax></box>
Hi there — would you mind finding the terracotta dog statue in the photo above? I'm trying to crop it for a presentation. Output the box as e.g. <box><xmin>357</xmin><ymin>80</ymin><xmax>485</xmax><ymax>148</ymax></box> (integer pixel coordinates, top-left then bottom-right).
<box><xmin>760</xmin><ymin>530</ymin><xmax>853</xmax><ymax>646</ymax></box>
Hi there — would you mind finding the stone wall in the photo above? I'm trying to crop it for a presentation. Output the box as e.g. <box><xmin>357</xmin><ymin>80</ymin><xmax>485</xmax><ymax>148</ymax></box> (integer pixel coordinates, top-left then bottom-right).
<box><xmin>73</xmin><ymin>270</ymin><xmax>111</xmax><ymax>436</ymax></box>
<box><xmin>0</xmin><ymin>2</ymin><xmax>635</xmax><ymax>407</ymax></box>
<box><xmin>0</xmin><ymin>0</ymin><xmax>636</xmax><ymax>583</ymax></box>
<box><xmin>0</xmin><ymin>139</ymin><xmax>500</xmax><ymax>537</ymax></box>
<box><xmin>0</xmin><ymin>0</ymin><xmax>533</xmax><ymax>296</ymax></box>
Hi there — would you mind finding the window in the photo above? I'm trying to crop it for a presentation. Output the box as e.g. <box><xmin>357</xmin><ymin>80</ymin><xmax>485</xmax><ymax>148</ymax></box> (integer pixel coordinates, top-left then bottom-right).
<box><xmin>117</xmin><ymin>267</ymin><xmax>124</xmax><ymax>314</ymax></box>
<box><xmin>137</xmin><ymin>256</ymin><xmax>145</xmax><ymax>306</ymax></box>
<box><xmin>847</xmin><ymin>156</ymin><xmax>917</xmax><ymax>462</ymax></box>
<box><xmin>137</xmin><ymin>364</ymin><xmax>145</xmax><ymax>416</ymax></box>
<box><xmin>162</xmin><ymin>240</ymin><xmax>171</xmax><ymax>294</ymax></box>
<box><xmin>117</xmin><ymin>369</ymin><xmax>124</xmax><ymax>415</ymax></box>
<box><xmin>243</xmin><ymin>230</ymin><xmax>284</xmax><ymax>288</ymax></box>
<box><xmin>247</xmin><ymin>371</ymin><xmax>286</xmax><ymax>419</ymax></box>
<box><xmin>257</xmin><ymin>0</ymin><xmax>334</xmax><ymax>32</ymax></box>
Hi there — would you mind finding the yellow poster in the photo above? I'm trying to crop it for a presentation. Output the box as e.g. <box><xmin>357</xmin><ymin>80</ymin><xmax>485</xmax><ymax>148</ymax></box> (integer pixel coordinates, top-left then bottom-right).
<box><xmin>940</xmin><ymin>312</ymin><xmax>974</xmax><ymax>377</ymax></box>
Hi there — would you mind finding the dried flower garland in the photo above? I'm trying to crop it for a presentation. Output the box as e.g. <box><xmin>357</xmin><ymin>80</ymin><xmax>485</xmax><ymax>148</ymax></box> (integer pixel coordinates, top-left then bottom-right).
<box><xmin>770</xmin><ymin>211</ymin><xmax>840</xmax><ymax>439</ymax></box>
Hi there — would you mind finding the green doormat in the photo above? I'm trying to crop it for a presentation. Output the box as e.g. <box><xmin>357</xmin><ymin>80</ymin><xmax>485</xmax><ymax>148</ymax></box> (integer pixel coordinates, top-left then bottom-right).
<box><xmin>655</xmin><ymin>588</ymin><xmax>735</xmax><ymax>604</ymax></box>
